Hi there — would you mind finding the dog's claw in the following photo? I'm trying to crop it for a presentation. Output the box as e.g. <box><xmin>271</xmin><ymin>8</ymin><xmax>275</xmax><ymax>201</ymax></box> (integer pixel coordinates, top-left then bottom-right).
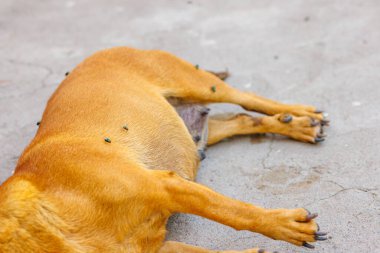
<box><xmin>315</xmin><ymin>235</ymin><xmax>328</xmax><ymax>241</ymax></box>
<box><xmin>321</xmin><ymin>118</ymin><xmax>330</xmax><ymax>126</ymax></box>
<box><xmin>315</xmin><ymin>137</ymin><xmax>325</xmax><ymax>143</ymax></box>
<box><xmin>321</xmin><ymin>120</ymin><xmax>329</xmax><ymax>126</ymax></box>
<box><xmin>302</xmin><ymin>242</ymin><xmax>315</xmax><ymax>249</ymax></box>
<box><xmin>315</xmin><ymin>231</ymin><xmax>328</xmax><ymax>236</ymax></box>
<box><xmin>305</xmin><ymin>212</ymin><xmax>318</xmax><ymax>221</ymax></box>
<box><xmin>315</xmin><ymin>109</ymin><xmax>324</xmax><ymax>113</ymax></box>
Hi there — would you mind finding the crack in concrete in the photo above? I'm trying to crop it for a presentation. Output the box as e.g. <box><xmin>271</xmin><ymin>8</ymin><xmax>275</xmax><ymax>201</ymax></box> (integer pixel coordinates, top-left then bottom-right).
<box><xmin>1</xmin><ymin>59</ymin><xmax>54</xmax><ymax>99</ymax></box>
<box><xmin>305</xmin><ymin>180</ymin><xmax>379</xmax><ymax>207</ymax></box>
<box><xmin>261</xmin><ymin>134</ymin><xmax>275</xmax><ymax>170</ymax></box>
<box><xmin>320</xmin><ymin>187</ymin><xmax>378</xmax><ymax>201</ymax></box>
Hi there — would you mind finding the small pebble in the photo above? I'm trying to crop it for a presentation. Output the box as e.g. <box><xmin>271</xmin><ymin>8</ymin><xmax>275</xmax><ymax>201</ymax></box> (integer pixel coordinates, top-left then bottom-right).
<box><xmin>104</xmin><ymin>138</ymin><xmax>111</xmax><ymax>143</ymax></box>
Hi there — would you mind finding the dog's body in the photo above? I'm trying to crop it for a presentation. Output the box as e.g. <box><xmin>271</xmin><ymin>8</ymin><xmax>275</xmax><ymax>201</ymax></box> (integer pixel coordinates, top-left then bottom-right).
<box><xmin>0</xmin><ymin>47</ymin><xmax>327</xmax><ymax>253</ymax></box>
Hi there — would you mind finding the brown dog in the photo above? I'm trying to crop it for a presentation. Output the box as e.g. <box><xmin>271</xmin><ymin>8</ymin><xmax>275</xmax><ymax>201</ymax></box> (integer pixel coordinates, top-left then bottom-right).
<box><xmin>0</xmin><ymin>47</ymin><xmax>328</xmax><ymax>253</ymax></box>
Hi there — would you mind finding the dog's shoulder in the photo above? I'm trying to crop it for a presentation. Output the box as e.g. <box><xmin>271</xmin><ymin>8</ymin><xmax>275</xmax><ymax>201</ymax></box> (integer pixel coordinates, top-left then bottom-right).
<box><xmin>0</xmin><ymin>176</ymin><xmax>77</xmax><ymax>252</ymax></box>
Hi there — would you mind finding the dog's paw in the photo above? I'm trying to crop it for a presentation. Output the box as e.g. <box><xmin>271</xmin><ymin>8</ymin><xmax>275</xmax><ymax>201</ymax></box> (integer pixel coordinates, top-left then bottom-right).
<box><xmin>282</xmin><ymin>104</ymin><xmax>329</xmax><ymax>123</ymax></box>
<box><xmin>257</xmin><ymin>208</ymin><xmax>327</xmax><ymax>248</ymax></box>
<box><xmin>274</xmin><ymin>114</ymin><xmax>327</xmax><ymax>143</ymax></box>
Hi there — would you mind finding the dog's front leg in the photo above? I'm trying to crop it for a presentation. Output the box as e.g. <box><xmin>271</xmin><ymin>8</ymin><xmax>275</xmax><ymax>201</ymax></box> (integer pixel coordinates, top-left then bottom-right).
<box><xmin>154</xmin><ymin>170</ymin><xmax>326</xmax><ymax>248</ymax></box>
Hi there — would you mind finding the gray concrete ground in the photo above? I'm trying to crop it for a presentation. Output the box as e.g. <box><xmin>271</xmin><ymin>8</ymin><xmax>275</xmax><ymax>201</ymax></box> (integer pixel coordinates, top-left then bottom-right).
<box><xmin>1</xmin><ymin>0</ymin><xmax>379</xmax><ymax>252</ymax></box>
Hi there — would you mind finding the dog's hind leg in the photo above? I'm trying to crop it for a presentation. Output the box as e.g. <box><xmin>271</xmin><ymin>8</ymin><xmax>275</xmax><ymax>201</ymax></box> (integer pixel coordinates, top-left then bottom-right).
<box><xmin>168</xmin><ymin>72</ymin><xmax>324</xmax><ymax>120</ymax></box>
<box><xmin>207</xmin><ymin>113</ymin><xmax>324</xmax><ymax>145</ymax></box>
<box><xmin>158</xmin><ymin>241</ymin><xmax>273</xmax><ymax>253</ymax></box>
<box><xmin>148</xmin><ymin>50</ymin><xmax>325</xmax><ymax>121</ymax></box>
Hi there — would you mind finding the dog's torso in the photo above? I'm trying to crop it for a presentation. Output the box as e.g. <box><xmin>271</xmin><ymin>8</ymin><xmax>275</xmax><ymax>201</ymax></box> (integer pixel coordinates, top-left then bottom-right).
<box><xmin>31</xmin><ymin>47</ymin><xmax>201</xmax><ymax>178</ymax></box>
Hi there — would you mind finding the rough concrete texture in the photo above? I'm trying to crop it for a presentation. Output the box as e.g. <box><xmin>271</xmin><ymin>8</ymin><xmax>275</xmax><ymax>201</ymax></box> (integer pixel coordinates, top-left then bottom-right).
<box><xmin>1</xmin><ymin>0</ymin><xmax>379</xmax><ymax>252</ymax></box>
